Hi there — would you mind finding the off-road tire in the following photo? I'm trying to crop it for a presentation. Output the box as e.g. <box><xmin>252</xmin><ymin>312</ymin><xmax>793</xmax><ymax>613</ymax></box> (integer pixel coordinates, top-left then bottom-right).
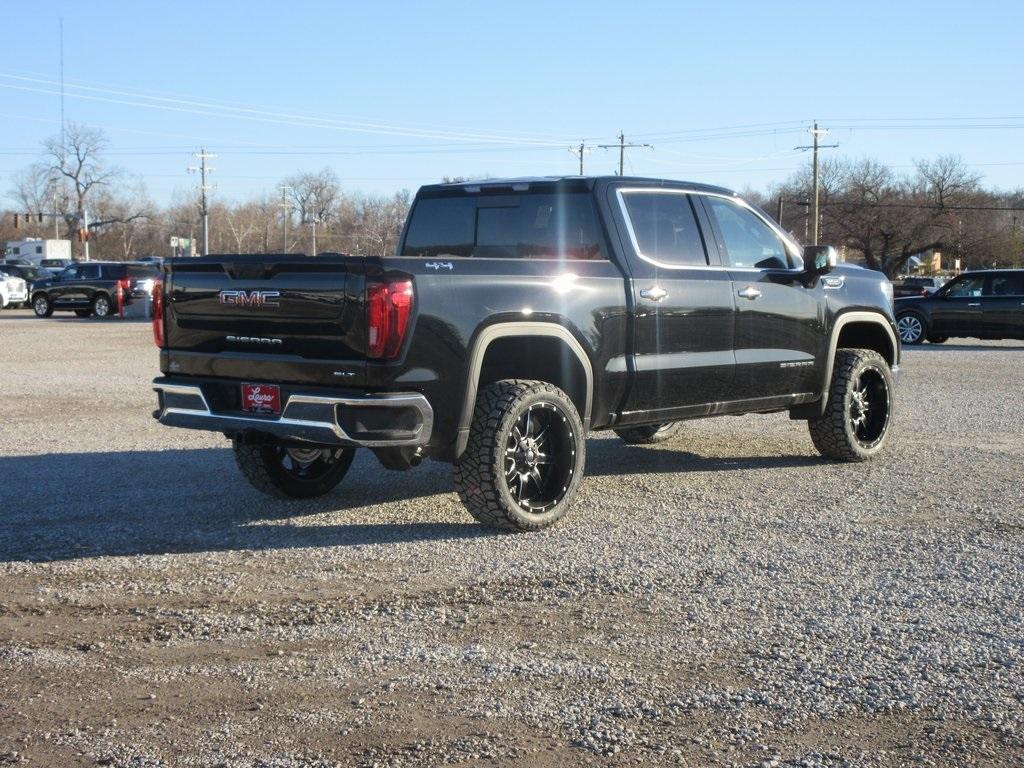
<box><xmin>32</xmin><ymin>294</ymin><xmax>53</xmax><ymax>317</ymax></box>
<box><xmin>613</xmin><ymin>421</ymin><xmax>683</xmax><ymax>444</ymax></box>
<box><xmin>454</xmin><ymin>379</ymin><xmax>586</xmax><ymax>532</ymax></box>
<box><xmin>233</xmin><ymin>439</ymin><xmax>356</xmax><ymax>499</ymax></box>
<box><xmin>91</xmin><ymin>294</ymin><xmax>114</xmax><ymax>318</ymax></box>
<box><xmin>808</xmin><ymin>348</ymin><xmax>894</xmax><ymax>462</ymax></box>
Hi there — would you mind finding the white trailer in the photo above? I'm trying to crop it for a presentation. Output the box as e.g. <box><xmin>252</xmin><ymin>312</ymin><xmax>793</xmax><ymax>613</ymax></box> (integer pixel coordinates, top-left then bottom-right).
<box><xmin>3</xmin><ymin>239</ymin><xmax>73</xmax><ymax>265</ymax></box>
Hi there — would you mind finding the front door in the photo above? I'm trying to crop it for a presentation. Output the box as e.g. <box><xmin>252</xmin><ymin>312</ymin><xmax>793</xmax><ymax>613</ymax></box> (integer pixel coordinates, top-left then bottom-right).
<box><xmin>697</xmin><ymin>193</ymin><xmax>825</xmax><ymax>401</ymax></box>
<box><xmin>985</xmin><ymin>272</ymin><xmax>1024</xmax><ymax>339</ymax></box>
<box><xmin>612</xmin><ymin>188</ymin><xmax>735</xmax><ymax>420</ymax></box>
<box><xmin>930</xmin><ymin>274</ymin><xmax>986</xmax><ymax>337</ymax></box>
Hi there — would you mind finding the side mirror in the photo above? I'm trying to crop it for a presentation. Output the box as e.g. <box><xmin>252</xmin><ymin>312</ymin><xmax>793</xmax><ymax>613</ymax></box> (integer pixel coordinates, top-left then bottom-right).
<box><xmin>803</xmin><ymin>245</ymin><xmax>838</xmax><ymax>276</ymax></box>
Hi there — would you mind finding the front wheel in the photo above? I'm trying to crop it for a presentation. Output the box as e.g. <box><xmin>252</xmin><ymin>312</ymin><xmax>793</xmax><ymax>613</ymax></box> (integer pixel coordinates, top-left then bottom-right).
<box><xmin>33</xmin><ymin>294</ymin><xmax>53</xmax><ymax>317</ymax></box>
<box><xmin>454</xmin><ymin>379</ymin><xmax>586</xmax><ymax>532</ymax></box>
<box><xmin>808</xmin><ymin>348</ymin><xmax>894</xmax><ymax>462</ymax></box>
<box><xmin>233</xmin><ymin>439</ymin><xmax>356</xmax><ymax>499</ymax></box>
<box><xmin>614</xmin><ymin>421</ymin><xmax>683</xmax><ymax>445</ymax></box>
<box><xmin>896</xmin><ymin>313</ymin><xmax>926</xmax><ymax>345</ymax></box>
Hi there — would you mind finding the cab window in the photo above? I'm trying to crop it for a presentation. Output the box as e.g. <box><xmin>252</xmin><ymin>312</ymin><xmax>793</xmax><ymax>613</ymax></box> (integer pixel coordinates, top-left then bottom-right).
<box><xmin>944</xmin><ymin>276</ymin><xmax>985</xmax><ymax>298</ymax></box>
<box><xmin>619</xmin><ymin>191</ymin><xmax>708</xmax><ymax>267</ymax></box>
<box><xmin>702</xmin><ymin>195</ymin><xmax>789</xmax><ymax>269</ymax></box>
<box><xmin>990</xmin><ymin>274</ymin><xmax>1024</xmax><ymax>296</ymax></box>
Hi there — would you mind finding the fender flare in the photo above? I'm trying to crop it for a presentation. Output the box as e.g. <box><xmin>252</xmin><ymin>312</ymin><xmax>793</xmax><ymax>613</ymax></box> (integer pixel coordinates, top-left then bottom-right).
<box><xmin>455</xmin><ymin>322</ymin><xmax>594</xmax><ymax>456</ymax></box>
<box><xmin>816</xmin><ymin>310</ymin><xmax>899</xmax><ymax>415</ymax></box>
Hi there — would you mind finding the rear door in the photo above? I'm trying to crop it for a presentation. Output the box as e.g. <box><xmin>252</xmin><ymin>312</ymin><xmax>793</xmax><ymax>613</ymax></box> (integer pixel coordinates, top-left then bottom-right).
<box><xmin>984</xmin><ymin>272</ymin><xmax>1024</xmax><ymax>339</ymax></box>
<box><xmin>698</xmin><ymin>193</ymin><xmax>824</xmax><ymax>401</ymax></box>
<box><xmin>611</xmin><ymin>186</ymin><xmax>735</xmax><ymax>418</ymax></box>
<box><xmin>930</xmin><ymin>274</ymin><xmax>987</xmax><ymax>336</ymax></box>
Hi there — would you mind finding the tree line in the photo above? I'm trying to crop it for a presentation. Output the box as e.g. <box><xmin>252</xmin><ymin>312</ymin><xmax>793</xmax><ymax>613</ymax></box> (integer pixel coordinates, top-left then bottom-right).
<box><xmin>3</xmin><ymin>123</ymin><xmax>1022</xmax><ymax>277</ymax></box>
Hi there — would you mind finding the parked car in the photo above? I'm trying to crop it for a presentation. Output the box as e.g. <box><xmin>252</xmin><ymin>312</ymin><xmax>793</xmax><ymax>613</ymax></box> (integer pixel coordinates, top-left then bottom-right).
<box><xmin>150</xmin><ymin>176</ymin><xmax>901</xmax><ymax>532</ymax></box>
<box><xmin>31</xmin><ymin>261</ymin><xmax>160</xmax><ymax>318</ymax></box>
<box><xmin>893</xmin><ymin>275</ymin><xmax>947</xmax><ymax>298</ymax></box>
<box><xmin>0</xmin><ymin>270</ymin><xmax>28</xmax><ymax>309</ymax></box>
<box><xmin>40</xmin><ymin>258</ymin><xmax>76</xmax><ymax>268</ymax></box>
<box><xmin>0</xmin><ymin>264</ymin><xmax>54</xmax><ymax>307</ymax></box>
<box><xmin>894</xmin><ymin>269</ymin><xmax>1024</xmax><ymax>344</ymax></box>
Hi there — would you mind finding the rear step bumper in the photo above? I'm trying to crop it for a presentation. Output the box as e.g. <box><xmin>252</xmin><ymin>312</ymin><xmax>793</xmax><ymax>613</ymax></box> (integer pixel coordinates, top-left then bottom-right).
<box><xmin>152</xmin><ymin>378</ymin><xmax>433</xmax><ymax>448</ymax></box>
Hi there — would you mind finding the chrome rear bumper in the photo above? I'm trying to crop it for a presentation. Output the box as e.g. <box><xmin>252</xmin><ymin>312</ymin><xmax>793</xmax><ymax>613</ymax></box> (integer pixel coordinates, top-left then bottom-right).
<box><xmin>153</xmin><ymin>379</ymin><xmax>433</xmax><ymax>448</ymax></box>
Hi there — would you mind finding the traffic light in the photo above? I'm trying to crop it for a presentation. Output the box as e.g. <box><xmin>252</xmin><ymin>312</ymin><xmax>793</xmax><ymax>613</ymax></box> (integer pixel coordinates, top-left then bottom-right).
<box><xmin>13</xmin><ymin>213</ymin><xmax>19</xmax><ymax>229</ymax></box>
<box><xmin>37</xmin><ymin>212</ymin><xmax>43</xmax><ymax>223</ymax></box>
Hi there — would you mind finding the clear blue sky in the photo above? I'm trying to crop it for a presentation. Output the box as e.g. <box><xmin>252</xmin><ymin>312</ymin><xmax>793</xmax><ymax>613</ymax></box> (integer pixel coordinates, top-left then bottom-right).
<box><xmin>2</xmin><ymin>0</ymin><xmax>1021</xmax><ymax>205</ymax></box>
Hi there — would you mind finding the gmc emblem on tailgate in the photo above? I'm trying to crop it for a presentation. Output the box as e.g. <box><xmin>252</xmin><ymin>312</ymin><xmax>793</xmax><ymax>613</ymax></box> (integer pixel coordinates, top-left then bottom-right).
<box><xmin>218</xmin><ymin>289</ymin><xmax>280</xmax><ymax>308</ymax></box>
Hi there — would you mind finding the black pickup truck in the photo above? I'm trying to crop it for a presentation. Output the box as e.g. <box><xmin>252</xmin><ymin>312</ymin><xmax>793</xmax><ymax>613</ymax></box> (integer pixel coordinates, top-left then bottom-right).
<box><xmin>152</xmin><ymin>176</ymin><xmax>900</xmax><ymax>531</ymax></box>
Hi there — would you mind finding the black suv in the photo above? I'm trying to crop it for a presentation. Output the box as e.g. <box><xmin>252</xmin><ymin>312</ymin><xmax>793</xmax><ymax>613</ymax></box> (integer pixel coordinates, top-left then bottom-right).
<box><xmin>32</xmin><ymin>261</ymin><xmax>159</xmax><ymax>319</ymax></box>
<box><xmin>894</xmin><ymin>269</ymin><xmax>1024</xmax><ymax>344</ymax></box>
<box><xmin>151</xmin><ymin>176</ymin><xmax>901</xmax><ymax>531</ymax></box>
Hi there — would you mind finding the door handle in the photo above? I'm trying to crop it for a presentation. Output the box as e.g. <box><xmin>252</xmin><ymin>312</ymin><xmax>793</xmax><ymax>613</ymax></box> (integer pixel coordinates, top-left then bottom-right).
<box><xmin>640</xmin><ymin>286</ymin><xmax>668</xmax><ymax>302</ymax></box>
<box><xmin>737</xmin><ymin>286</ymin><xmax>762</xmax><ymax>300</ymax></box>
<box><xmin>967</xmin><ymin>302</ymin><xmax>981</xmax><ymax>307</ymax></box>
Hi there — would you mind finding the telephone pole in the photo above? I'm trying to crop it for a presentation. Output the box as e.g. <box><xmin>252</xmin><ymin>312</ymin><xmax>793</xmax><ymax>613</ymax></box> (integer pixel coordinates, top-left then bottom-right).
<box><xmin>569</xmin><ymin>141</ymin><xmax>592</xmax><ymax>175</ymax></box>
<box><xmin>795</xmin><ymin>122</ymin><xmax>838</xmax><ymax>245</ymax></box>
<box><xmin>598</xmin><ymin>131</ymin><xmax>653</xmax><ymax>176</ymax></box>
<box><xmin>279</xmin><ymin>186</ymin><xmax>293</xmax><ymax>252</ymax></box>
<box><xmin>188</xmin><ymin>149</ymin><xmax>216</xmax><ymax>255</ymax></box>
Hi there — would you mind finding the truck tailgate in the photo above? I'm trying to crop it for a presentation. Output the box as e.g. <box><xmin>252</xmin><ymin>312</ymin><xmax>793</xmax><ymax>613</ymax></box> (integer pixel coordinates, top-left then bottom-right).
<box><xmin>164</xmin><ymin>256</ymin><xmax>368</xmax><ymax>384</ymax></box>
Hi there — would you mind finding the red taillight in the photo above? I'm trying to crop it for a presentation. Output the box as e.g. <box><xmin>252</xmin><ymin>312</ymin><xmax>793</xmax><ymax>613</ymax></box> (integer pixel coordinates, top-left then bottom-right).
<box><xmin>116</xmin><ymin>278</ymin><xmax>130</xmax><ymax>317</ymax></box>
<box><xmin>152</xmin><ymin>279</ymin><xmax>166</xmax><ymax>348</ymax></box>
<box><xmin>367</xmin><ymin>279</ymin><xmax>413</xmax><ymax>359</ymax></box>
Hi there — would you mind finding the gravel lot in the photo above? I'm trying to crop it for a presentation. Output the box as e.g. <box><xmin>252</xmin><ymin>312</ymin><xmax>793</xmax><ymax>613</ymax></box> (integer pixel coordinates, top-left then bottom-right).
<box><xmin>1</xmin><ymin>308</ymin><xmax>1022</xmax><ymax>767</ymax></box>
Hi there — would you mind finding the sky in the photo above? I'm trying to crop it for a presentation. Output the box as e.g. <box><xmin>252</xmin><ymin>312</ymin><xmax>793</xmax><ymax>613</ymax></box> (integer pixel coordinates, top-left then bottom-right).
<box><xmin>2</xmin><ymin>0</ymin><xmax>1022</xmax><ymax>206</ymax></box>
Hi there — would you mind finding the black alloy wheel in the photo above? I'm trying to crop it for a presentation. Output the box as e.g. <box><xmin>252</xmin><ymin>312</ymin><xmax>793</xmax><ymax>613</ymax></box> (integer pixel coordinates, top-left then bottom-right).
<box><xmin>504</xmin><ymin>401</ymin><xmax>577</xmax><ymax>515</ymax></box>
<box><xmin>847</xmin><ymin>366</ymin><xmax>891</xmax><ymax>450</ymax></box>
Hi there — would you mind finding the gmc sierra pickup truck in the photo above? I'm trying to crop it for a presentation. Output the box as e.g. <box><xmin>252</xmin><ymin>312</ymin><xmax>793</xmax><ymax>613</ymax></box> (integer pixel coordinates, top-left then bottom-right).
<box><xmin>152</xmin><ymin>176</ymin><xmax>900</xmax><ymax>531</ymax></box>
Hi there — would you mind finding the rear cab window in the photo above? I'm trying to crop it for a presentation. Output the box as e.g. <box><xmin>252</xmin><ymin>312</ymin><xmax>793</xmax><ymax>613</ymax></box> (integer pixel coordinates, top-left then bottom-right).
<box><xmin>402</xmin><ymin>186</ymin><xmax>606</xmax><ymax>260</ymax></box>
<box><xmin>617</xmin><ymin>190</ymin><xmax>708</xmax><ymax>267</ymax></box>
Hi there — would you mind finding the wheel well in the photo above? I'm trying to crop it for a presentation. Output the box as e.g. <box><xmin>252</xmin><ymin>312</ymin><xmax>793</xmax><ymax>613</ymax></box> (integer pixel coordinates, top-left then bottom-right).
<box><xmin>477</xmin><ymin>336</ymin><xmax>589</xmax><ymax>420</ymax></box>
<box><xmin>836</xmin><ymin>321</ymin><xmax>896</xmax><ymax>365</ymax></box>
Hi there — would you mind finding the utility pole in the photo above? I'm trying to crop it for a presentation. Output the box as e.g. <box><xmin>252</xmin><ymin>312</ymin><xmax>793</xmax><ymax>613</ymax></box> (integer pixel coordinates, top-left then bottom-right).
<box><xmin>569</xmin><ymin>141</ymin><xmax>592</xmax><ymax>175</ymax></box>
<box><xmin>188</xmin><ymin>149</ymin><xmax>216</xmax><ymax>256</ymax></box>
<box><xmin>50</xmin><ymin>177</ymin><xmax>60</xmax><ymax>238</ymax></box>
<box><xmin>794</xmin><ymin>122</ymin><xmax>838</xmax><ymax>245</ymax></box>
<box><xmin>82</xmin><ymin>208</ymin><xmax>90</xmax><ymax>261</ymax></box>
<box><xmin>776</xmin><ymin>195</ymin><xmax>784</xmax><ymax>229</ymax></box>
<box><xmin>279</xmin><ymin>186</ymin><xmax>293</xmax><ymax>252</ymax></box>
<box><xmin>598</xmin><ymin>131</ymin><xmax>652</xmax><ymax>176</ymax></box>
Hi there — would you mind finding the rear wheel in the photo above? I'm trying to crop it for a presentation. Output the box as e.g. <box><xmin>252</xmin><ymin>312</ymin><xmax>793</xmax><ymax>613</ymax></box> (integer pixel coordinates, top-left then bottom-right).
<box><xmin>808</xmin><ymin>348</ymin><xmax>894</xmax><ymax>462</ymax></box>
<box><xmin>91</xmin><ymin>294</ymin><xmax>113</xmax><ymax>318</ymax></box>
<box><xmin>614</xmin><ymin>421</ymin><xmax>683</xmax><ymax>445</ymax></box>
<box><xmin>32</xmin><ymin>294</ymin><xmax>53</xmax><ymax>317</ymax></box>
<box><xmin>233</xmin><ymin>438</ymin><xmax>356</xmax><ymax>499</ymax></box>
<box><xmin>895</xmin><ymin>312</ymin><xmax>926</xmax><ymax>345</ymax></box>
<box><xmin>454</xmin><ymin>379</ymin><xmax>586</xmax><ymax>532</ymax></box>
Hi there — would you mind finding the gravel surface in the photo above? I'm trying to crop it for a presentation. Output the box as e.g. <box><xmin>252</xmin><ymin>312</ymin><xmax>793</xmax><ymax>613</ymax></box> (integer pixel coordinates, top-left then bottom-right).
<box><xmin>1</xmin><ymin>308</ymin><xmax>1022</xmax><ymax>767</ymax></box>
